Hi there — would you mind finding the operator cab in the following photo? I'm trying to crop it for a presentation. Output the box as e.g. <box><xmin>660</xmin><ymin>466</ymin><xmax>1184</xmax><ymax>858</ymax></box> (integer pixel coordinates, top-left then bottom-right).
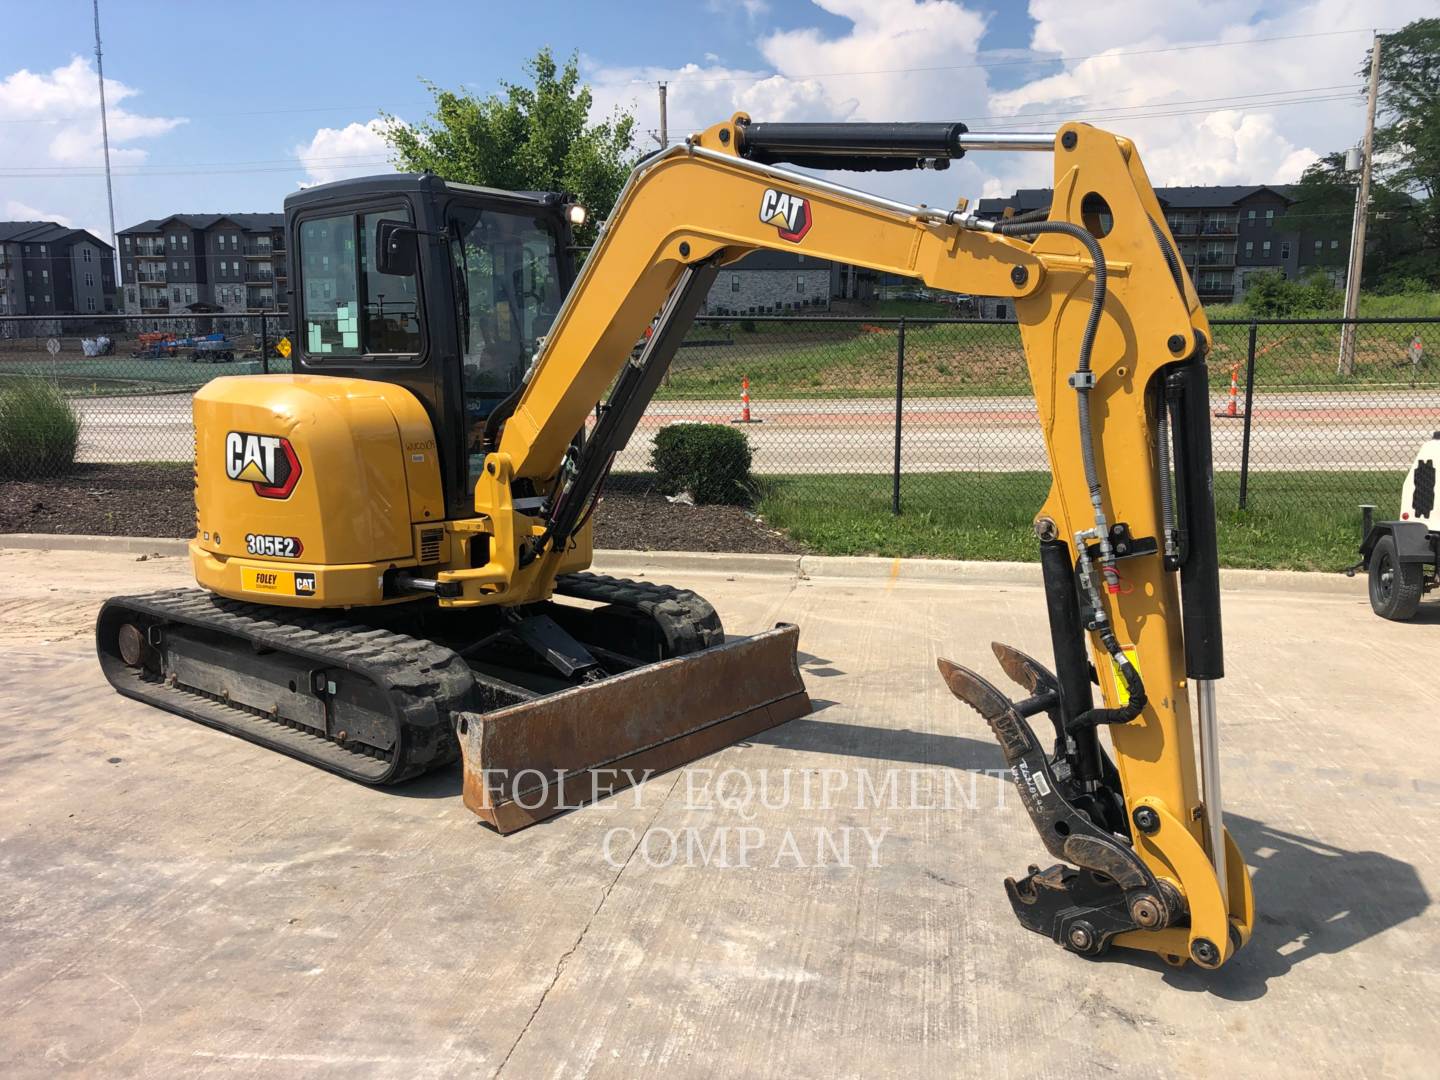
<box><xmin>282</xmin><ymin>173</ymin><xmax>579</xmax><ymax>519</ymax></box>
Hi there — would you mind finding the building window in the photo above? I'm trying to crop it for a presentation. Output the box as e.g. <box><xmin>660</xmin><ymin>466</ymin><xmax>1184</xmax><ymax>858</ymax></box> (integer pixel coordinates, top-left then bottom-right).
<box><xmin>185</xmin><ymin>287</ymin><xmax>195</xmax><ymax>303</ymax></box>
<box><xmin>86</xmin><ymin>296</ymin><xmax>96</xmax><ymax>312</ymax></box>
<box><xmin>40</xmin><ymin>269</ymin><xmax>48</xmax><ymax>281</ymax></box>
<box><xmin>85</xmin><ymin>271</ymin><xmax>94</xmax><ymax>287</ymax></box>
<box><xmin>1315</xmin><ymin>239</ymin><xmax>1323</xmax><ymax>254</ymax></box>
<box><xmin>39</xmin><ymin>244</ymin><xmax>46</xmax><ymax>255</ymax></box>
<box><xmin>123</xmin><ymin>237</ymin><xmax>130</xmax><ymax>250</ymax></box>
<box><xmin>730</xmin><ymin>275</ymin><xmax>739</xmax><ymax>292</ymax></box>
<box><xmin>1245</xmin><ymin>241</ymin><xmax>1254</xmax><ymax>257</ymax></box>
<box><xmin>1262</xmin><ymin>241</ymin><xmax>1272</xmax><ymax>257</ymax></box>
<box><xmin>172</xmin><ymin>287</ymin><xmax>180</xmax><ymax>301</ymax></box>
<box><xmin>183</xmin><ymin>260</ymin><xmax>190</xmax><ymax>272</ymax></box>
<box><xmin>1280</xmin><ymin>242</ymin><xmax>1290</xmax><ymax>259</ymax></box>
<box><xmin>1247</xmin><ymin>210</ymin><xmax>1256</xmax><ymax>224</ymax></box>
<box><xmin>1265</xmin><ymin>209</ymin><xmax>1275</xmax><ymax>225</ymax></box>
<box><xmin>796</xmin><ymin>275</ymin><xmax>805</xmax><ymax>293</ymax></box>
<box><xmin>43</xmin><ymin>293</ymin><xmax>50</xmax><ymax>302</ymax></box>
<box><xmin>169</xmin><ymin>235</ymin><xmax>176</xmax><ymax>249</ymax></box>
<box><xmin>126</xmin><ymin>288</ymin><xmax>135</xmax><ymax>304</ymax></box>
<box><xmin>1330</xmin><ymin>238</ymin><xmax>1340</xmax><ymax>250</ymax></box>
<box><xmin>171</xmin><ymin>261</ymin><xmax>177</xmax><ymax>273</ymax></box>
<box><xmin>181</xmin><ymin>235</ymin><xmax>189</xmax><ymax>250</ymax></box>
<box><xmin>82</xmin><ymin>248</ymin><xmax>93</xmax><ymax>262</ymax></box>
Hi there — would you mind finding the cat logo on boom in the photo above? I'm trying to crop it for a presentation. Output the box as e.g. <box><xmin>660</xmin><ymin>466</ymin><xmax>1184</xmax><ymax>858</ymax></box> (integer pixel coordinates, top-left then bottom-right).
<box><xmin>759</xmin><ymin>188</ymin><xmax>812</xmax><ymax>242</ymax></box>
<box><xmin>225</xmin><ymin>431</ymin><xmax>301</xmax><ymax>498</ymax></box>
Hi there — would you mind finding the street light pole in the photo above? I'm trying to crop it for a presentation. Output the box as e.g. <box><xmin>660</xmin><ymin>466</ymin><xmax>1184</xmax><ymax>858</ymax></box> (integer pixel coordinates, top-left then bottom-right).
<box><xmin>92</xmin><ymin>0</ymin><xmax>120</xmax><ymax>290</ymax></box>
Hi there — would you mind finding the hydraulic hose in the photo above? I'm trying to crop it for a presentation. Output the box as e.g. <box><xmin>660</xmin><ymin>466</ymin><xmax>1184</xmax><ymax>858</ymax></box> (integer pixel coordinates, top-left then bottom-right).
<box><xmin>993</xmin><ymin>217</ymin><xmax>1146</xmax><ymax>730</ymax></box>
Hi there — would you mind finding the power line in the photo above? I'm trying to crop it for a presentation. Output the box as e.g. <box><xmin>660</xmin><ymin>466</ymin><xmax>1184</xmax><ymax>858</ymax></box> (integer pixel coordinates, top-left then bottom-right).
<box><xmin>633</xmin><ymin>27</ymin><xmax>1384</xmax><ymax>87</ymax></box>
<box><xmin>2</xmin><ymin>79</ymin><xmax>1363</xmax><ymax>180</ymax></box>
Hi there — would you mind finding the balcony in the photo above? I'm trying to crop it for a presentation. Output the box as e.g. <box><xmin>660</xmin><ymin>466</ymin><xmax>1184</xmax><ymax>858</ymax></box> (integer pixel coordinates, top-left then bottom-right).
<box><xmin>140</xmin><ymin>300</ymin><xmax>170</xmax><ymax>313</ymax></box>
<box><xmin>1166</xmin><ymin>221</ymin><xmax>1199</xmax><ymax>236</ymax></box>
<box><xmin>1202</xmin><ymin>221</ymin><xmax>1238</xmax><ymax>236</ymax></box>
<box><xmin>1199</xmin><ymin>253</ymin><xmax>1236</xmax><ymax>267</ymax></box>
<box><xmin>245</xmin><ymin>268</ymin><xmax>275</xmax><ymax>285</ymax></box>
<box><xmin>244</xmin><ymin>244</ymin><xmax>274</xmax><ymax>258</ymax></box>
<box><xmin>134</xmin><ymin>268</ymin><xmax>166</xmax><ymax>284</ymax></box>
<box><xmin>132</xmin><ymin>240</ymin><xmax>166</xmax><ymax>258</ymax></box>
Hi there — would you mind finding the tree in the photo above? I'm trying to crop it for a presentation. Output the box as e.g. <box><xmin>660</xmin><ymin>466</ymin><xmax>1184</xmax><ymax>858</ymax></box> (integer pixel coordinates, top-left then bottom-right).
<box><xmin>1371</xmin><ymin>19</ymin><xmax>1440</xmax><ymax>207</ymax></box>
<box><xmin>1290</xmin><ymin>152</ymin><xmax>1430</xmax><ymax>291</ymax></box>
<box><xmin>380</xmin><ymin>49</ymin><xmax>638</xmax><ymax>244</ymax></box>
<box><xmin>1367</xmin><ymin>19</ymin><xmax>1440</xmax><ymax>285</ymax></box>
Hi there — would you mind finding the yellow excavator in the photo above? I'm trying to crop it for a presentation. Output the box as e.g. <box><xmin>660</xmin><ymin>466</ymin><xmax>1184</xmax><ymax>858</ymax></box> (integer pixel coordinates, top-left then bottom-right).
<box><xmin>97</xmin><ymin>115</ymin><xmax>1254</xmax><ymax>970</ymax></box>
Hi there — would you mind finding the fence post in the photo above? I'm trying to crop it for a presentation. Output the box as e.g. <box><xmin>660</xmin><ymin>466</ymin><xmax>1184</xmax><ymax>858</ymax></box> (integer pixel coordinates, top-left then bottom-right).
<box><xmin>1238</xmin><ymin>321</ymin><xmax>1257</xmax><ymax>509</ymax></box>
<box><xmin>892</xmin><ymin>318</ymin><xmax>905</xmax><ymax>515</ymax></box>
<box><xmin>260</xmin><ymin>313</ymin><xmax>270</xmax><ymax>375</ymax></box>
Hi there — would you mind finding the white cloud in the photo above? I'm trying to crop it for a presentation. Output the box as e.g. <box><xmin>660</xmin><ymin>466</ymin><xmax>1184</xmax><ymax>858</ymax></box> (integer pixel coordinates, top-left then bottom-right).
<box><xmin>293</xmin><ymin>118</ymin><xmax>397</xmax><ymax>186</ymax></box>
<box><xmin>2</xmin><ymin>200</ymin><xmax>73</xmax><ymax>226</ymax></box>
<box><xmin>587</xmin><ymin>1</ymin><xmax>999</xmax><ymax>202</ymax></box>
<box><xmin>0</xmin><ymin>57</ymin><xmax>184</xmax><ymax>235</ymax></box>
<box><xmin>984</xmin><ymin>0</ymin><xmax>1436</xmax><ymax>191</ymax></box>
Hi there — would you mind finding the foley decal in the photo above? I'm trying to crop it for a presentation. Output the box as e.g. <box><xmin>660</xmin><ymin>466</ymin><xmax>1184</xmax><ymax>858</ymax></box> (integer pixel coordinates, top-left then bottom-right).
<box><xmin>759</xmin><ymin>188</ymin><xmax>812</xmax><ymax>242</ymax></box>
<box><xmin>240</xmin><ymin>568</ymin><xmax>317</xmax><ymax>596</ymax></box>
<box><xmin>225</xmin><ymin>431</ymin><xmax>301</xmax><ymax>498</ymax></box>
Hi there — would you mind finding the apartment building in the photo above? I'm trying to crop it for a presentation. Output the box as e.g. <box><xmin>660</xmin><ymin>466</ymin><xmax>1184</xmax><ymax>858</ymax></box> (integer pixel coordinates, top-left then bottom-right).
<box><xmin>701</xmin><ymin>251</ymin><xmax>880</xmax><ymax>314</ymax></box>
<box><xmin>117</xmin><ymin>213</ymin><xmax>287</xmax><ymax>315</ymax></box>
<box><xmin>976</xmin><ymin>185</ymin><xmax>1350</xmax><ymax>309</ymax></box>
<box><xmin>0</xmin><ymin>221</ymin><xmax>117</xmax><ymax>316</ymax></box>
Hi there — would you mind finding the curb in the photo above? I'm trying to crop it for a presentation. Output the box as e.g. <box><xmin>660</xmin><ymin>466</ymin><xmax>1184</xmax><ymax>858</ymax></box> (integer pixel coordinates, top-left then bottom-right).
<box><xmin>2</xmin><ymin>533</ymin><xmax>1366</xmax><ymax>597</ymax></box>
<box><xmin>2</xmin><ymin>533</ymin><xmax>192</xmax><ymax>557</ymax></box>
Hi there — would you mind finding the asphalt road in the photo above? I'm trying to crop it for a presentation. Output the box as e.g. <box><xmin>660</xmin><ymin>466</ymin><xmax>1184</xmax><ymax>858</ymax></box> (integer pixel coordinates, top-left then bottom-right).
<box><xmin>73</xmin><ymin>388</ymin><xmax>1440</xmax><ymax>474</ymax></box>
<box><xmin>0</xmin><ymin>545</ymin><xmax>1434</xmax><ymax>1077</ymax></box>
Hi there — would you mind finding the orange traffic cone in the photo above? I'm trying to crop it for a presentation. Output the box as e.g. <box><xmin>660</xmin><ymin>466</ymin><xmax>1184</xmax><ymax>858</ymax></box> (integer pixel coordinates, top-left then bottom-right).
<box><xmin>732</xmin><ymin>375</ymin><xmax>761</xmax><ymax>423</ymax></box>
<box><xmin>1213</xmin><ymin>363</ymin><xmax>1245</xmax><ymax>419</ymax></box>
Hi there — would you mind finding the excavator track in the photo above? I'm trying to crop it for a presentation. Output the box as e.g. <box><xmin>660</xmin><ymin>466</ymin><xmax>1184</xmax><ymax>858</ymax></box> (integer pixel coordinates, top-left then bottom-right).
<box><xmin>553</xmin><ymin>572</ymin><xmax>725</xmax><ymax>657</ymax></box>
<box><xmin>96</xmin><ymin>589</ymin><xmax>483</xmax><ymax>785</ymax></box>
<box><xmin>96</xmin><ymin>574</ymin><xmax>791</xmax><ymax>808</ymax></box>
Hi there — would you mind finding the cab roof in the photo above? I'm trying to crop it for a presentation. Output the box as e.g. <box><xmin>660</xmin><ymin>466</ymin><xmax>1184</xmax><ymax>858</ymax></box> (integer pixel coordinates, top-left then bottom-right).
<box><xmin>284</xmin><ymin>172</ymin><xmax>564</xmax><ymax>213</ymax></box>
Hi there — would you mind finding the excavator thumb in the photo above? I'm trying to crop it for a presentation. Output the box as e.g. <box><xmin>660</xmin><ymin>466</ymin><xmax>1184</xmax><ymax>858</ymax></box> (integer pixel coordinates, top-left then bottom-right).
<box><xmin>939</xmin><ymin>649</ymin><xmax>1185</xmax><ymax>958</ymax></box>
<box><xmin>458</xmin><ymin>624</ymin><xmax>810</xmax><ymax>832</ymax></box>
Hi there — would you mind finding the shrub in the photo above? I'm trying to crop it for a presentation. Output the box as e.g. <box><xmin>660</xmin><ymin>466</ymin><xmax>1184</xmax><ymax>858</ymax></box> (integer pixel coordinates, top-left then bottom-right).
<box><xmin>1241</xmin><ymin>270</ymin><xmax>1342</xmax><ymax>317</ymax></box>
<box><xmin>0</xmin><ymin>379</ymin><xmax>82</xmax><ymax>480</ymax></box>
<box><xmin>650</xmin><ymin>422</ymin><xmax>754</xmax><ymax>505</ymax></box>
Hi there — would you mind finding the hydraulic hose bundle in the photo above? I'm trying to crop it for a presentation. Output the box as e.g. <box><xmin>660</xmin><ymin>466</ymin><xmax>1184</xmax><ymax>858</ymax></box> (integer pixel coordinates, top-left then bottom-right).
<box><xmin>991</xmin><ymin>217</ymin><xmax>1146</xmax><ymax>728</ymax></box>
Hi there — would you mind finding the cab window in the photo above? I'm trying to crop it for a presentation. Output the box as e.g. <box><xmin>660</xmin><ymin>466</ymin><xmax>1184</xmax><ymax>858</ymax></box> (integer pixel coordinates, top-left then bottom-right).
<box><xmin>448</xmin><ymin>204</ymin><xmax>564</xmax><ymax>486</ymax></box>
<box><xmin>299</xmin><ymin>209</ymin><xmax>422</xmax><ymax>358</ymax></box>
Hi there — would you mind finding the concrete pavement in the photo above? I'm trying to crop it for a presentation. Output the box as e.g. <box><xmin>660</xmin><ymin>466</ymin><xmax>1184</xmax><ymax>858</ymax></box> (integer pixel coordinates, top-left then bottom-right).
<box><xmin>71</xmin><ymin>388</ymin><xmax>1440</xmax><ymax>473</ymax></box>
<box><xmin>0</xmin><ymin>544</ymin><xmax>1435</xmax><ymax>1077</ymax></box>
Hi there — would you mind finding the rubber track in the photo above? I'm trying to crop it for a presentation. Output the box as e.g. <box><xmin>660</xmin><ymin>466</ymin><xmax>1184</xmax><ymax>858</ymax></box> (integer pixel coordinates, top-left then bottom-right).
<box><xmin>97</xmin><ymin>588</ymin><xmax>475</xmax><ymax>784</ymax></box>
<box><xmin>554</xmin><ymin>572</ymin><xmax>725</xmax><ymax>655</ymax></box>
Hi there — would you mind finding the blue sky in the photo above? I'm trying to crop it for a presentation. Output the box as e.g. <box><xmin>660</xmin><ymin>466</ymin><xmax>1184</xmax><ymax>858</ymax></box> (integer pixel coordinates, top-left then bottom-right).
<box><xmin>0</xmin><ymin>0</ymin><xmax>1427</xmax><ymax>242</ymax></box>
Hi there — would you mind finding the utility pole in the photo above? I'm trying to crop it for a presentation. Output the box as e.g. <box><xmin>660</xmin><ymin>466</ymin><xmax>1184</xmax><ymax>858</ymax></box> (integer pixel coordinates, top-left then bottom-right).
<box><xmin>92</xmin><ymin>0</ymin><xmax>120</xmax><ymax>286</ymax></box>
<box><xmin>654</xmin><ymin>82</ymin><xmax>668</xmax><ymax>149</ymax></box>
<box><xmin>1338</xmin><ymin>32</ymin><xmax>1382</xmax><ymax>376</ymax></box>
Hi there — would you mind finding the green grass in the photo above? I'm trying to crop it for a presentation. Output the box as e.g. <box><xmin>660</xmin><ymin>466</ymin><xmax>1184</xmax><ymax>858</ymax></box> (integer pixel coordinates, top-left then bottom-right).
<box><xmin>0</xmin><ymin>357</ymin><xmax>266</xmax><ymax>396</ymax></box>
<box><xmin>755</xmin><ymin>470</ymin><xmax>1398</xmax><ymax>571</ymax></box>
<box><xmin>666</xmin><ymin>300</ymin><xmax>1440</xmax><ymax>401</ymax></box>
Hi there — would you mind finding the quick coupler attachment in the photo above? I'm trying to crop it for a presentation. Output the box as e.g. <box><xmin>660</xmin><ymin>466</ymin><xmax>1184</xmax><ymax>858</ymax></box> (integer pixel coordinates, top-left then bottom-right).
<box><xmin>938</xmin><ymin>644</ymin><xmax>1184</xmax><ymax>958</ymax></box>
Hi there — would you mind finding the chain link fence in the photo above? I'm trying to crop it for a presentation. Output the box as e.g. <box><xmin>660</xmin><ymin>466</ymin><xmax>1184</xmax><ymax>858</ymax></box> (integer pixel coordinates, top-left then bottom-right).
<box><xmin>2</xmin><ymin>311</ymin><xmax>1437</xmax><ymax>523</ymax></box>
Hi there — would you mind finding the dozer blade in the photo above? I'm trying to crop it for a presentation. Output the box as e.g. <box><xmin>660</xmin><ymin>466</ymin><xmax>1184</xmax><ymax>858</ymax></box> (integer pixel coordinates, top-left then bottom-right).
<box><xmin>459</xmin><ymin>623</ymin><xmax>810</xmax><ymax>832</ymax></box>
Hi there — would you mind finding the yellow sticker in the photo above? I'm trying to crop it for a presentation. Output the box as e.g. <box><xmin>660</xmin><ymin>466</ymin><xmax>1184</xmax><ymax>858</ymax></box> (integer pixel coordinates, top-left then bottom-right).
<box><xmin>1111</xmin><ymin>647</ymin><xmax>1141</xmax><ymax>706</ymax></box>
<box><xmin>275</xmin><ymin>335</ymin><xmax>292</xmax><ymax>359</ymax></box>
<box><xmin>242</xmin><ymin>567</ymin><xmax>294</xmax><ymax>595</ymax></box>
